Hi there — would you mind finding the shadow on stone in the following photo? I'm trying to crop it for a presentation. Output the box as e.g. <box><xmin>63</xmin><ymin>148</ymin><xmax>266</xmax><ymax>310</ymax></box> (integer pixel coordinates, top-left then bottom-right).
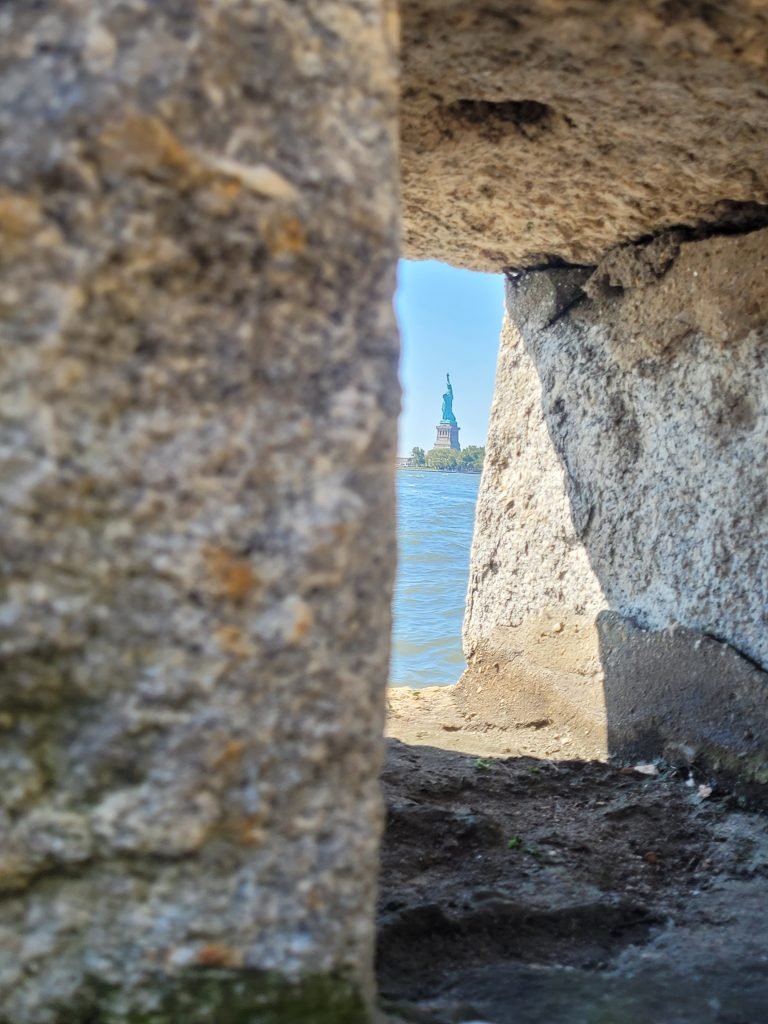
<box><xmin>599</xmin><ymin>611</ymin><xmax>768</xmax><ymax>787</ymax></box>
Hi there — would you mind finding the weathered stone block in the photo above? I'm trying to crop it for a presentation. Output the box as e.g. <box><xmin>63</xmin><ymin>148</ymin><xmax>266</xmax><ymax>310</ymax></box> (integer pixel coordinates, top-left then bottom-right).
<box><xmin>599</xmin><ymin>612</ymin><xmax>768</xmax><ymax>776</ymax></box>
<box><xmin>401</xmin><ymin>0</ymin><xmax>768</xmax><ymax>272</ymax></box>
<box><xmin>0</xmin><ymin>1</ymin><xmax>399</xmax><ymax>1019</ymax></box>
<box><xmin>463</xmin><ymin>228</ymin><xmax>768</xmax><ymax>772</ymax></box>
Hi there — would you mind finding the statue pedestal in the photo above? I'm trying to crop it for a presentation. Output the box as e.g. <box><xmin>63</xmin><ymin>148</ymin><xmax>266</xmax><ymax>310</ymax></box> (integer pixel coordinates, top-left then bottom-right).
<box><xmin>434</xmin><ymin>421</ymin><xmax>461</xmax><ymax>450</ymax></box>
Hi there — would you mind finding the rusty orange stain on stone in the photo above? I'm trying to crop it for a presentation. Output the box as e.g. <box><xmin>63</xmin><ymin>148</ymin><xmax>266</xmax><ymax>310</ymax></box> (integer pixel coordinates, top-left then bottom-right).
<box><xmin>0</xmin><ymin>190</ymin><xmax>42</xmax><ymax>240</ymax></box>
<box><xmin>205</xmin><ymin>546</ymin><xmax>258</xmax><ymax>603</ymax></box>
<box><xmin>228</xmin><ymin>814</ymin><xmax>267</xmax><ymax>847</ymax></box>
<box><xmin>216</xmin><ymin>179</ymin><xmax>242</xmax><ymax>201</ymax></box>
<box><xmin>195</xmin><ymin>944</ymin><xmax>243</xmax><ymax>968</ymax></box>
<box><xmin>97</xmin><ymin>110</ymin><xmax>299</xmax><ymax>209</ymax></box>
<box><xmin>264</xmin><ymin>212</ymin><xmax>306</xmax><ymax>256</ymax></box>
<box><xmin>210</xmin><ymin>737</ymin><xmax>247</xmax><ymax>769</ymax></box>
<box><xmin>98</xmin><ymin>111</ymin><xmax>204</xmax><ymax>183</ymax></box>
<box><xmin>201</xmin><ymin>176</ymin><xmax>243</xmax><ymax>216</ymax></box>
<box><xmin>287</xmin><ymin>600</ymin><xmax>314</xmax><ymax>643</ymax></box>
<box><xmin>214</xmin><ymin>625</ymin><xmax>254</xmax><ymax>658</ymax></box>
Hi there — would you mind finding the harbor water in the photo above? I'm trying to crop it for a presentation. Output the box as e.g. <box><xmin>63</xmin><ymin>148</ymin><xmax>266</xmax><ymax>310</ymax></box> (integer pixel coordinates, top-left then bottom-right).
<box><xmin>391</xmin><ymin>469</ymin><xmax>480</xmax><ymax>688</ymax></box>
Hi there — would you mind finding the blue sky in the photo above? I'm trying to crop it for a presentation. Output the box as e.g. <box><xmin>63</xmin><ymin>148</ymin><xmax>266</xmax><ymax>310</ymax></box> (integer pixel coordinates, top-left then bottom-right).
<box><xmin>395</xmin><ymin>260</ymin><xmax>505</xmax><ymax>455</ymax></box>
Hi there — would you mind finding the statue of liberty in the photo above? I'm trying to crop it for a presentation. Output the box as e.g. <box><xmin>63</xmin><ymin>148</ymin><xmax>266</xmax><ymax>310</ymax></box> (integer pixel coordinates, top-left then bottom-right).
<box><xmin>441</xmin><ymin>373</ymin><xmax>457</xmax><ymax>424</ymax></box>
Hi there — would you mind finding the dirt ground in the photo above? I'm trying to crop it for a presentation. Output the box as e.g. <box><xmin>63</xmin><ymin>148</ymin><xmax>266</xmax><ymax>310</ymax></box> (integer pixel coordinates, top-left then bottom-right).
<box><xmin>378</xmin><ymin>687</ymin><xmax>768</xmax><ymax>1024</ymax></box>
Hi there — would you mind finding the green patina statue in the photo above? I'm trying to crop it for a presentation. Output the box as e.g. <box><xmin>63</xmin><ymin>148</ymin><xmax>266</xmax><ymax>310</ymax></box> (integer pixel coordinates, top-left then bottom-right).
<box><xmin>441</xmin><ymin>373</ymin><xmax>457</xmax><ymax>424</ymax></box>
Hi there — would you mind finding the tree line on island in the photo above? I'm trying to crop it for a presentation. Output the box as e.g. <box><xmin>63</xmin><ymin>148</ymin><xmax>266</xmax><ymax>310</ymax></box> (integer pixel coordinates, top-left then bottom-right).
<box><xmin>410</xmin><ymin>445</ymin><xmax>485</xmax><ymax>473</ymax></box>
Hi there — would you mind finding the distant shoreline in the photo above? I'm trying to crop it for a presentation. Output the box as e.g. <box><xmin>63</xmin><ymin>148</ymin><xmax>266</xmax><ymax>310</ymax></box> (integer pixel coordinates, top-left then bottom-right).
<box><xmin>396</xmin><ymin>465</ymin><xmax>482</xmax><ymax>475</ymax></box>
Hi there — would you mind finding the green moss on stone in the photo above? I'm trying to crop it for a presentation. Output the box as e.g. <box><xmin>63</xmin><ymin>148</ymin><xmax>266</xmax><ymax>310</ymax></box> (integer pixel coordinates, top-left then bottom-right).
<box><xmin>54</xmin><ymin>969</ymin><xmax>369</xmax><ymax>1024</ymax></box>
<box><xmin>585</xmin><ymin>1002</ymin><xmax>646</xmax><ymax>1024</ymax></box>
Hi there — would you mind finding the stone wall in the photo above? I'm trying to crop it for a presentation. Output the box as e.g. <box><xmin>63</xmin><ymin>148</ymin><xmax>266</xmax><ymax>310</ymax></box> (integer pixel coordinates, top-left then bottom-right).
<box><xmin>462</xmin><ymin>229</ymin><xmax>768</xmax><ymax>769</ymax></box>
<box><xmin>398</xmin><ymin>0</ymin><xmax>768</xmax><ymax>772</ymax></box>
<box><xmin>0</xmin><ymin>2</ymin><xmax>398</xmax><ymax>1020</ymax></box>
<box><xmin>401</xmin><ymin>0</ymin><xmax>768</xmax><ymax>271</ymax></box>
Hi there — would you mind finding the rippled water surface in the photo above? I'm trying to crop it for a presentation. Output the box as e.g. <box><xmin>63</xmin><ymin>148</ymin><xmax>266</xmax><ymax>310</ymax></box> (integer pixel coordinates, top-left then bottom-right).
<box><xmin>391</xmin><ymin>470</ymin><xmax>480</xmax><ymax>688</ymax></box>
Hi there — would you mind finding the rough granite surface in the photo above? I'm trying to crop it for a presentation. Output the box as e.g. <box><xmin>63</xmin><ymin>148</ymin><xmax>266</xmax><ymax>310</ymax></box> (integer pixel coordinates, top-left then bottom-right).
<box><xmin>0</xmin><ymin>1</ymin><xmax>399</xmax><ymax>1020</ymax></box>
<box><xmin>401</xmin><ymin>0</ymin><xmax>768</xmax><ymax>271</ymax></box>
<box><xmin>464</xmin><ymin>269</ymin><xmax>605</xmax><ymax>645</ymax></box>
<box><xmin>463</xmin><ymin>231</ymin><xmax>768</xmax><ymax>761</ymax></box>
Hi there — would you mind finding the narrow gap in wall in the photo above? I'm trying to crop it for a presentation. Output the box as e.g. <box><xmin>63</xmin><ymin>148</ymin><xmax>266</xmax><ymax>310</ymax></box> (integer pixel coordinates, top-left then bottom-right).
<box><xmin>391</xmin><ymin>259</ymin><xmax>504</xmax><ymax>689</ymax></box>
